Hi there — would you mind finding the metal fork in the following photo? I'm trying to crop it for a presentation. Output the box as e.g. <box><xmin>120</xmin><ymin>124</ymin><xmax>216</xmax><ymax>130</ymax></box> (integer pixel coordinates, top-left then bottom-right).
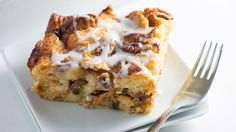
<box><xmin>147</xmin><ymin>41</ymin><xmax>223</xmax><ymax>132</ymax></box>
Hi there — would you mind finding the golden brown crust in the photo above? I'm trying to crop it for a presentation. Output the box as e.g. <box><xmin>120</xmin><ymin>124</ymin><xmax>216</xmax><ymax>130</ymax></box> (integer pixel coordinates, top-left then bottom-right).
<box><xmin>28</xmin><ymin>5</ymin><xmax>173</xmax><ymax>114</ymax></box>
<box><xmin>27</xmin><ymin>40</ymin><xmax>49</xmax><ymax>70</ymax></box>
<box><xmin>27</xmin><ymin>34</ymin><xmax>65</xmax><ymax>70</ymax></box>
<box><xmin>45</xmin><ymin>13</ymin><xmax>72</xmax><ymax>34</ymax></box>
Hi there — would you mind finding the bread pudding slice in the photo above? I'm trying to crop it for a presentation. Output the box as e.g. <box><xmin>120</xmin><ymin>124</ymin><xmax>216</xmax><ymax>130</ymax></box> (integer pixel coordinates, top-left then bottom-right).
<box><xmin>27</xmin><ymin>5</ymin><xmax>173</xmax><ymax>114</ymax></box>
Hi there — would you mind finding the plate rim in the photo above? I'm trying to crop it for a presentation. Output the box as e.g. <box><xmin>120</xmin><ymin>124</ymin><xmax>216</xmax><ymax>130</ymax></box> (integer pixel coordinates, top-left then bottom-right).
<box><xmin>3</xmin><ymin>44</ymin><xmax>42</xmax><ymax>132</ymax></box>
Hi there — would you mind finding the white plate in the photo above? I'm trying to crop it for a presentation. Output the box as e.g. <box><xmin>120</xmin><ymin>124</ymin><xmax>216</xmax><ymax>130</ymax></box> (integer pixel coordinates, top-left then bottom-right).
<box><xmin>3</xmin><ymin>41</ymin><xmax>207</xmax><ymax>132</ymax></box>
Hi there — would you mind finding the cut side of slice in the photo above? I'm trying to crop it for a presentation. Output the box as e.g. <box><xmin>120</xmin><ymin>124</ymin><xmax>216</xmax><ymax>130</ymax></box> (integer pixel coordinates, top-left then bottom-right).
<box><xmin>27</xmin><ymin>5</ymin><xmax>174</xmax><ymax>114</ymax></box>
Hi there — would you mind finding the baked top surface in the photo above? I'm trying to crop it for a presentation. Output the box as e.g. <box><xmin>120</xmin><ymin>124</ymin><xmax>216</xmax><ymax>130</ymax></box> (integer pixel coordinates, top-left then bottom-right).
<box><xmin>28</xmin><ymin>6</ymin><xmax>173</xmax><ymax>79</ymax></box>
<box><xmin>27</xmin><ymin>5</ymin><xmax>173</xmax><ymax>114</ymax></box>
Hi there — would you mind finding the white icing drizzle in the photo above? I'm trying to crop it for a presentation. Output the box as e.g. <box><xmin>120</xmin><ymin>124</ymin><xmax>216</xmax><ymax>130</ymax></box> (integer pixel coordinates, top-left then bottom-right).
<box><xmin>51</xmin><ymin>50</ymin><xmax>82</xmax><ymax>69</ymax></box>
<box><xmin>126</xmin><ymin>56</ymin><xmax>153</xmax><ymax>77</ymax></box>
<box><xmin>97</xmin><ymin>18</ymin><xmax>154</xmax><ymax>35</ymax></box>
<box><xmin>72</xmin><ymin>15</ymin><xmax>77</xmax><ymax>30</ymax></box>
<box><xmin>119</xmin><ymin>59</ymin><xmax>131</xmax><ymax>78</ymax></box>
<box><xmin>77</xmin><ymin>27</ymin><xmax>101</xmax><ymax>42</ymax></box>
<box><xmin>51</xmin><ymin>14</ymin><xmax>160</xmax><ymax>79</ymax></box>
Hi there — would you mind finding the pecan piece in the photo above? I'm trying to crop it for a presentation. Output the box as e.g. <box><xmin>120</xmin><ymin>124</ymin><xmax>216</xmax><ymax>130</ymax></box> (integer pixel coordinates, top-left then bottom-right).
<box><xmin>123</xmin><ymin>33</ymin><xmax>149</xmax><ymax>43</ymax></box>
<box><xmin>69</xmin><ymin>79</ymin><xmax>88</xmax><ymax>95</ymax></box>
<box><xmin>128</xmin><ymin>63</ymin><xmax>142</xmax><ymax>75</ymax></box>
<box><xmin>76</xmin><ymin>15</ymin><xmax>97</xmax><ymax>30</ymax></box>
<box><xmin>143</xmin><ymin>8</ymin><xmax>173</xmax><ymax>21</ymax></box>
<box><xmin>146</xmin><ymin>13</ymin><xmax>162</xmax><ymax>27</ymax></box>
<box><xmin>112</xmin><ymin>62</ymin><xmax>122</xmax><ymax>74</ymax></box>
<box><xmin>90</xmin><ymin>46</ymin><xmax>102</xmax><ymax>56</ymax></box>
<box><xmin>60</xmin><ymin>57</ymin><xmax>71</xmax><ymax>63</ymax></box>
<box><xmin>47</xmin><ymin>13</ymin><xmax>97</xmax><ymax>46</ymax></box>
<box><xmin>112</xmin><ymin>61</ymin><xmax>142</xmax><ymax>76</ymax></box>
<box><xmin>118</xmin><ymin>42</ymin><xmax>152</xmax><ymax>54</ymax></box>
<box><xmin>126</xmin><ymin>11</ymin><xmax>149</xmax><ymax>28</ymax></box>
<box><xmin>152</xmin><ymin>43</ymin><xmax>160</xmax><ymax>53</ymax></box>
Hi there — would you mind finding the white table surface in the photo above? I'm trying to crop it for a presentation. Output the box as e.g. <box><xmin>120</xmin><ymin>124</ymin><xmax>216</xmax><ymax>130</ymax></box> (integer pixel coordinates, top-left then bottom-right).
<box><xmin>0</xmin><ymin>0</ymin><xmax>236</xmax><ymax>131</ymax></box>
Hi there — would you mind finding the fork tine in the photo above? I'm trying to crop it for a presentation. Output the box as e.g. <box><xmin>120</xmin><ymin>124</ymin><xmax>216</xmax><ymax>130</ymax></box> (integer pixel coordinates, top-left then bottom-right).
<box><xmin>209</xmin><ymin>44</ymin><xmax>223</xmax><ymax>80</ymax></box>
<box><xmin>196</xmin><ymin>41</ymin><xmax>212</xmax><ymax>77</ymax></box>
<box><xmin>203</xmin><ymin>43</ymin><xmax>218</xmax><ymax>79</ymax></box>
<box><xmin>191</xmin><ymin>41</ymin><xmax>207</xmax><ymax>75</ymax></box>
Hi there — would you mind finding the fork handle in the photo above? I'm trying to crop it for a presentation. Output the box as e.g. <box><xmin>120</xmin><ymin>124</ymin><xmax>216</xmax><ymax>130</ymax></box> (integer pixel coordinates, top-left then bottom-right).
<box><xmin>147</xmin><ymin>106</ymin><xmax>177</xmax><ymax>132</ymax></box>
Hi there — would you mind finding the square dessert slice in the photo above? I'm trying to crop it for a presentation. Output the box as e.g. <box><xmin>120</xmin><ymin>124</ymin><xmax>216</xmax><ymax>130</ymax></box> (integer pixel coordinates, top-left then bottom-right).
<box><xmin>27</xmin><ymin>5</ymin><xmax>173</xmax><ymax>114</ymax></box>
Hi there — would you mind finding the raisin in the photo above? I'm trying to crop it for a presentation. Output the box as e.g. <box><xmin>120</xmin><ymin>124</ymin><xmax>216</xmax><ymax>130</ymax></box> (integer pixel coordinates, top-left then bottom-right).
<box><xmin>97</xmin><ymin>73</ymin><xmax>111</xmax><ymax>89</ymax></box>
<box><xmin>111</xmin><ymin>101</ymin><xmax>120</xmax><ymax>110</ymax></box>
<box><xmin>136</xmin><ymin>92</ymin><xmax>152</xmax><ymax>104</ymax></box>
<box><xmin>122</xmin><ymin>88</ymin><xmax>129</xmax><ymax>95</ymax></box>
<box><xmin>69</xmin><ymin>79</ymin><xmax>88</xmax><ymax>95</ymax></box>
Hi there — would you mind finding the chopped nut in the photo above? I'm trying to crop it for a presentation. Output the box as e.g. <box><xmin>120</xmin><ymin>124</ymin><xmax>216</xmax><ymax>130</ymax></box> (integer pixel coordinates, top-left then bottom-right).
<box><xmin>146</xmin><ymin>13</ymin><xmax>161</xmax><ymax>27</ymax></box>
<box><xmin>60</xmin><ymin>57</ymin><xmax>71</xmax><ymax>63</ymax></box>
<box><xmin>112</xmin><ymin>61</ymin><xmax>142</xmax><ymax>76</ymax></box>
<box><xmin>128</xmin><ymin>63</ymin><xmax>142</xmax><ymax>75</ymax></box>
<box><xmin>152</xmin><ymin>43</ymin><xmax>160</xmax><ymax>53</ymax></box>
<box><xmin>143</xmin><ymin>8</ymin><xmax>173</xmax><ymax>21</ymax></box>
<box><xmin>123</xmin><ymin>33</ymin><xmax>149</xmax><ymax>43</ymax></box>
<box><xmin>90</xmin><ymin>46</ymin><xmax>102</xmax><ymax>56</ymax></box>
<box><xmin>112</xmin><ymin>62</ymin><xmax>122</xmax><ymax>73</ymax></box>
<box><xmin>47</xmin><ymin>13</ymin><xmax>97</xmax><ymax>47</ymax></box>
<box><xmin>69</xmin><ymin>79</ymin><xmax>88</xmax><ymax>95</ymax></box>
<box><xmin>76</xmin><ymin>15</ymin><xmax>97</xmax><ymax>30</ymax></box>
<box><xmin>118</xmin><ymin>42</ymin><xmax>152</xmax><ymax>54</ymax></box>
<box><xmin>126</xmin><ymin>11</ymin><xmax>149</xmax><ymax>28</ymax></box>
